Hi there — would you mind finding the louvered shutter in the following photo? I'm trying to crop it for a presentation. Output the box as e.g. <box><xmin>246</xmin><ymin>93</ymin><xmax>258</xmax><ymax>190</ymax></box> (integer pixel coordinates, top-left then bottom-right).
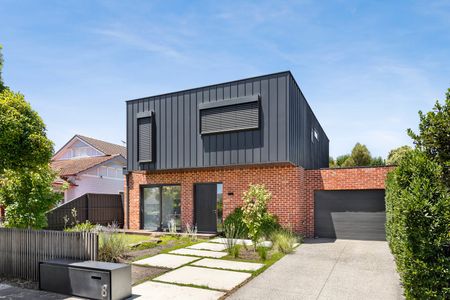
<box><xmin>200</xmin><ymin>101</ymin><xmax>259</xmax><ymax>134</ymax></box>
<box><xmin>138</xmin><ymin>116</ymin><xmax>153</xmax><ymax>162</ymax></box>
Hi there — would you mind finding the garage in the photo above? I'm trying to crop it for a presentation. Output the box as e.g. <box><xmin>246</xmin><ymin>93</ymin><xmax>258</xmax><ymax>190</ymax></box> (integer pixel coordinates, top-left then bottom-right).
<box><xmin>314</xmin><ymin>189</ymin><xmax>386</xmax><ymax>241</ymax></box>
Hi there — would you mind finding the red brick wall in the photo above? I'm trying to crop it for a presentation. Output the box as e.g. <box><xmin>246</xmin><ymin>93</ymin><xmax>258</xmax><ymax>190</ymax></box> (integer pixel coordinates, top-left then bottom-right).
<box><xmin>125</xmin><ymin>164</ymin><xmax>393</xmax><ymax>238</ymax></box>
<box><xmin>125</xmin><ymin>164</ymin><xmax>307</xmax><ymax>234</ymax></box>
<box><xmin>304</xmin><ymin>166</ymin><xmax>394</xmax><ymax>237</ymax></box>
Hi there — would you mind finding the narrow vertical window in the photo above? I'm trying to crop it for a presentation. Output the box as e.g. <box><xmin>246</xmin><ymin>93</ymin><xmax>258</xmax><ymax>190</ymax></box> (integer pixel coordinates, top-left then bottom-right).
<box><xmin>138</xmin><ymin>115</ymin><xmax>153</xmax><ymax>162</ymax></box>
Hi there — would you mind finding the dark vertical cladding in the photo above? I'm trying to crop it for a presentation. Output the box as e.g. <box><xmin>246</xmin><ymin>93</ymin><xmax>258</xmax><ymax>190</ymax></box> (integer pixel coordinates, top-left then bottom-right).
<box><xmin>288</xmin><ymin>74</ymin><xmax>329</xmax><ymax>169</ymax></box>
<box><xmin>126</xmin><ymin>71</ymin><xmax>328</xmax><ymax>171</ymax></box>
<box><xmin>127</xmin><ymin>72</ymin><xmax>289</xmax><ymax>170</ymax></box>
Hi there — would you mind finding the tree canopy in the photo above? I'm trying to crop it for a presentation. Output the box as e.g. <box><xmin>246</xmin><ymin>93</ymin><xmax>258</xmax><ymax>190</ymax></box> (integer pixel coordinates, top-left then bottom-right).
<box><xmin>0</xmin><ymin>46</ymin><xmax>60</xmax><ymax>228</ymax></box>
<box><xmin>0</xmin><ymin>45</ymin><xmax>5</xmax><ymax>93</ymax></box>
<box><xmin>330</xmin><ymin>143</ymin><xmax>385</xmax><ymax>167</ymax></box>
<box><xmin>386</xmin><ymin>145</ymin><xmax>412</xmax><ymax>165</ymax></box>
<box><xmin>407</xmin><ymin>89</ymin><xmax>450</xmax><ymax>183</ymax></box>
<box><xmin>0</xmin><ymin>89</ymin><xmax>54</xmax><ymax>172</ymax></box>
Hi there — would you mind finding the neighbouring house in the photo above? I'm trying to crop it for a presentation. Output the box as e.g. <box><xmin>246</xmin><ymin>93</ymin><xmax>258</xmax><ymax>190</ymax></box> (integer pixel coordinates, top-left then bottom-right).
<box><xmin>124</xmin><ymin>71</ymin><xmax>392</xmax><ymax>240</ymax></box>
<box><xmin>51</xmin><ymin>135</ymin><xmax>126</xmax><ymax>203</ymax></box>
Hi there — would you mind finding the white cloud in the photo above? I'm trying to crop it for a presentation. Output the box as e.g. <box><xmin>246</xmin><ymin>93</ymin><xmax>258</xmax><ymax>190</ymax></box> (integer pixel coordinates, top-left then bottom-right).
<box><xmin>93</xmin><ymin>28</ymin><xmax>183</xmax><ymax>59</ymax></box>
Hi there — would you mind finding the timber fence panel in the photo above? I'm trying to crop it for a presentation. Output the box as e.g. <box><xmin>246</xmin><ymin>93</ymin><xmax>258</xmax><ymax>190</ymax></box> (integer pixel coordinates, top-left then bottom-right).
<box><xmin>46</xmin><ymin>193</ymin><xmax>123</xmax><ymax>230</ymax></box>
<box><xmin>0</xmin><ymin>228</ymin><xmax>97</xmax><ymax>281</ymax></box>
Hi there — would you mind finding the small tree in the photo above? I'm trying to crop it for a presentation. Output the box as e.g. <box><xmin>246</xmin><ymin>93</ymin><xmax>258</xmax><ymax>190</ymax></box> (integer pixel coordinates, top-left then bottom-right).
<box><xmin>370</xmin><ymin>156</ymin><xmax>385</xmax><ymax>166</ymax></box>
<box><xmin>350</xmin><ymin>143</ymin><xmax>371</xmax><ymax>166</ymax></box>
<box><xmin>335</xmin><ymin>154</ymin><xmax>350</xmax><ymax>167</ymax></box>
<box><xmin>334</xmin><ymin>144</ymin><xmax>380</xmax><ymax>167</ymax></box>
<box><xmin>242</xmin><ymin>184</ymin><xmax>272</xmax><ymax>246</ymax></box>
<box><xmin>0</xmin><ymin>166</ymin><xmax>62</xmax><ymax>228</ymax></box>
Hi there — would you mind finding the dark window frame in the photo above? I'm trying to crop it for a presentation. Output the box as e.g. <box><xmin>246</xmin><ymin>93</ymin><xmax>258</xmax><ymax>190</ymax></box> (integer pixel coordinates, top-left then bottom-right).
<box><xmin>140</xmin><ymin>183</ymin><xmax>181</xmax><ymax>231</ymax></box>
<box><xmin>137</xmin><ymin>111</ymin><xmax>154</xmax><ymax>163</ymax></box>
<box><xmin>198</xmin><ymin>95</ymin><xmax>260</xmax><ymax>135</ymax></box>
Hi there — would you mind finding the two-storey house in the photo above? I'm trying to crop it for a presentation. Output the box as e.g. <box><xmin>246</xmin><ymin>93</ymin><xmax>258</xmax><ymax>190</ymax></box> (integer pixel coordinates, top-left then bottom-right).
<box><xmin>124</xmin><ymin>71</ymin><xmax>329</xmax><ymax>235</ymax></box>
<box><xmin>52</xmin><ymin>135</ymin><xmax>127</xmax><ymax>203</ymax></box>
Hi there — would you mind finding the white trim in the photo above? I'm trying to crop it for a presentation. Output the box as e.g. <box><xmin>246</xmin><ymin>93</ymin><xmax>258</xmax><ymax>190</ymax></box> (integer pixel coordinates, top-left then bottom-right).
<box><xmin>53</xmin><ymin>136</ymin><xmax>105</xmax><ymax>160</ymax></box>
<box><xmin>80</xmin><ymin>174</ymin><xmax>124</xmax><ymax>181</ymax></box>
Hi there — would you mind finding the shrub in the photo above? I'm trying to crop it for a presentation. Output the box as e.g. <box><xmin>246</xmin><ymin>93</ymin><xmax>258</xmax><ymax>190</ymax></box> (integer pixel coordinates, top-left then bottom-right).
<box><xmin>257</xmin><ymin>246</ymin><xmax>268</xmax><ymax>261</ymax></box>
<box><xmin>386</xmin><ymin>150</ymin><xmax>450</xmax><ymax>299</ymax></box>
<box><xmin>407</xmin><ymin>89</ymin><xmax>450</xmax><ymax>184</ymax></box>
<box><xmin>64</xmin><ymin>221</ymin><xmax>97</xmax><ymax>232</ymax></box>
<box><xmin>223</xmin><ymin>207</ymin><xmax>248</xmax><ymax>239</ymax></box>
<box><xmin>184</xmin><ymin>223</ymin><xmax>198</xmax><ymax>241</ymax></box>
<box><xmin>271</xmin><ymin>230</ymin><xmax>298</xmax><ymax>254</ymax></box>
<box><xmin>260</xmin><ymin>214</ymin><xmax>281</xmax><ymax>239</ymax></box>
<box><xmin>98</xmin><ymin>224</ymin><xmax>128</xmax><ymax>262</ymax></box>
<box><xmin>230</xmin><ymin>244</ymin><xmax>241</xmax><ymax>258</ymax></box>
<box><xmin>242</xmin><ymin>184</ymin><xmax>272</xmax><ymax>244</ymax></box>
<box><xmin>224</xmin><ymin>212</ymin><xmax>246</xmax><ymax>256</ymax></box>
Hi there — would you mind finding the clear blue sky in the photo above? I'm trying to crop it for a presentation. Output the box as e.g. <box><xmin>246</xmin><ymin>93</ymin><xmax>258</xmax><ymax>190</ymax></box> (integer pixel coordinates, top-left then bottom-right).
<box><xmin>1</xmin><ymin>0</ymin><xmax>449</xmax><ymax>158</ymax></box>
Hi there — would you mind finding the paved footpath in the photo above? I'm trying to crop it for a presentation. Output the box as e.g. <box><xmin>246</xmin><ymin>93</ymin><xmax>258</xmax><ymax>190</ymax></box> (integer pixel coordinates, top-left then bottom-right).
<box><xmin>229</xmin><ymin>239</ymin><xmax>404</xmax><ymax>300</ymax></box>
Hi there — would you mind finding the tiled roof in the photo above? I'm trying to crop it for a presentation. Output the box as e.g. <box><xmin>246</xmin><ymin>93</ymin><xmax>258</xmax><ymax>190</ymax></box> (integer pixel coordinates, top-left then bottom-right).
<box><xmin>51</xmin><ymin>154</ymin><xmax>122</xmax><ymax>176</ymax></box>
<box><xmin>76</xmin><ymin>135</ymin><xmax>127</xmax><ymax>158</ymax></box>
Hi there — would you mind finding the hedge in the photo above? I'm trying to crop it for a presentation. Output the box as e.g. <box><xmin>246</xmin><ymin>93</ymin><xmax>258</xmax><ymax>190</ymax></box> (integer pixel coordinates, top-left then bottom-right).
<box><xmin>385</xmin><ymin>150</ymin><xmax>450</xmax><ymax>299</ymax></box>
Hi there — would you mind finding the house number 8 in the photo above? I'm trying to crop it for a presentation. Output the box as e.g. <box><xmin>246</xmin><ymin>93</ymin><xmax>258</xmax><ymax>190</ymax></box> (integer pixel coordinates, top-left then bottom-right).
<box><xmin>101</xmin><ymin>284</ymin><xmax>108</xmax><ymax>298</ymax></box>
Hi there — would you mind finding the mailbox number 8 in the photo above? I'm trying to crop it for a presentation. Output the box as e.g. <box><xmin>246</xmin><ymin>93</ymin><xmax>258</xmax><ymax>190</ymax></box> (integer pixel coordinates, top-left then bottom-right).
<box><xmin>101</xmin><ymin>284</ymin><xmax>108</xmax><ymax>298</ymax></box>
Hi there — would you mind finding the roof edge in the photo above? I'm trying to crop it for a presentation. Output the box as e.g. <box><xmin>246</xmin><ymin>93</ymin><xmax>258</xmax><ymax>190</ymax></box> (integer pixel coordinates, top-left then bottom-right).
<box><xmin>126</xmin><ymin>70</ymin><xmax>292</xmax><ymax>103</ymax></box>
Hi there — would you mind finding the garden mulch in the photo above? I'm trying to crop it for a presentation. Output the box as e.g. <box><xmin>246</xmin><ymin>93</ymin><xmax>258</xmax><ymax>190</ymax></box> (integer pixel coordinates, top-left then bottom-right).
<box><xmin>131</xmin><ymin>265</ymin><xmax>168</xmax><ymax>285</ymax></box>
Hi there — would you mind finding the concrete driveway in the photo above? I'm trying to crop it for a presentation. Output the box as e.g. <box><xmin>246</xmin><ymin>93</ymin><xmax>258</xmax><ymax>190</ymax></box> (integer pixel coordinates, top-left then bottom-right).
<box><xmin>229</xmin><ymin>239</ymin><xmax>404</xmax><ymax>300</ymax></box>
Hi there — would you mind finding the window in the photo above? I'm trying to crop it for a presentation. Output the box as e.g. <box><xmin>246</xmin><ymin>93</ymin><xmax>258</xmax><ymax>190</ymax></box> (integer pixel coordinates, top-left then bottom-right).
<box><xmin>141</xmin><ymin>185</ymin><xmax>181</xmax><ymax>231</ymax></box>
<box><xmin>311</xmin><ymin>128</ymin><xmax>319</xmax><ymax>143</ymax></box>
<box><xmin>73</xmin><ymin>147</ymin><xmax>89</xmax><ymax>158</ymax></box>
<box><xmin>108</xmin><ymin>167</ymin><xmax>116</xmax><ymax>177</ymax></box>
<box><xmin>137</xmin><ymin>113</ymin><xmax>153</xmax><ymax>162</ymax></box>
<box><xmin>199</xmin><ymin>95</ymin><xmax>260</xmax><ymax>134</ymax></box>
<box><xmin>99</xmin><ymin>166</ymin><xmax>108</xmax><ymax>177</ymax></box>
<box><xmin>217</xmin><ymin>183</ymin><xmax>223</xmax><ymax>233</ymax></box>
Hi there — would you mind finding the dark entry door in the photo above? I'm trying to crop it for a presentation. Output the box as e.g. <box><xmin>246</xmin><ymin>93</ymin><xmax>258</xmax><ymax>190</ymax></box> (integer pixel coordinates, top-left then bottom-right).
<box><xmin>194</xmin><ymin>183</ymin><xmax>217</xmax><ymax>233</ymax></box>
<box><xmin>314</xmin><ymin>190</ymin><xmax>386</xmax><ymax>241</ymax></box>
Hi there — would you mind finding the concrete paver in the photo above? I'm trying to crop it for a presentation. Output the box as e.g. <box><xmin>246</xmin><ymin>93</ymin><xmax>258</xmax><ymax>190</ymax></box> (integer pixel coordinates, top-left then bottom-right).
<box><xmin>170</xmin><ymin>248</ymin><xmax>227</xmax><ymax>258</ymax></box>
<box><xmin>210</xmin><ymin>238</ymin><xmax>272</xmax><ymax>247</ymax></box>
<box><xmin>154</xmin><ymin>266</ymin><xmax>251</xmax><ymax>291</ymax></box>
<box><xmin>229</xmin><ymin>239</ymin><xmax>404</xmax><ymax>300</ymax></box>
<box><xmin>131</xmin><ymin>281</ymin><xmax>225</xmax><ymax>300</ymax></box>
<box><xmin>192</xmin><ymin>258</ymin><xmax>264</xmax><ymax>272</ymax></box>
<box><xmin>133</xmin><ymin>254</ymin><xmax>199</xmax><ymax>269</ymax></box>
<box><xmin>187</xmin><ymin>242</ymin><xmax>227</xmax><ymax>252</ymax></box>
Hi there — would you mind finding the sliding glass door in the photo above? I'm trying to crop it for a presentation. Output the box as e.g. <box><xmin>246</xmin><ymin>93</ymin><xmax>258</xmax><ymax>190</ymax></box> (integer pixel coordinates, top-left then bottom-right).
<box><xmin>141</xmin><ymin>185</ymin><xmax>181</xmax><ymax>231</ymax></box>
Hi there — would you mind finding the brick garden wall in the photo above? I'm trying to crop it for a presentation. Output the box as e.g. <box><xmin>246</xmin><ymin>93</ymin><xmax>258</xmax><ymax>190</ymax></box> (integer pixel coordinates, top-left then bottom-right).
<box><xmin>125</xmin><ymin>163</ymin><xmax>307</xmax><ymax>234</ymax></box>
<box><xmin>304</xmin><ymin>166</ymin><xmax>394</xmax><ymax>237</ymax></box>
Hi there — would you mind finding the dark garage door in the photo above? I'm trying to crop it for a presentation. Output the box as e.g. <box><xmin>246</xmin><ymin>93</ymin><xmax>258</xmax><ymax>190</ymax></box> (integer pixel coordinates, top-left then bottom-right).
<box><xmin>314</xmin><ymin>190</ymin><xmax>386</xmax><ymax>241</ymax></box>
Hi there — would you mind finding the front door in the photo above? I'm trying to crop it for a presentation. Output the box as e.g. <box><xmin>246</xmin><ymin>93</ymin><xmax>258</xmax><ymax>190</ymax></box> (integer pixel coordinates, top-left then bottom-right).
<box><xmin>194</xmin><ymin>183</ymin><xmax>218</xmax><ymax>233</ymax></box>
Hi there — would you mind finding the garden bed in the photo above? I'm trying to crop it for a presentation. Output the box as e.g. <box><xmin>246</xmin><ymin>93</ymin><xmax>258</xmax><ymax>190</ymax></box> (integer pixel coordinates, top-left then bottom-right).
<box><xmin>116</xmin><ymin>234</ymin><xmax>209</xmax><ymax>285</ymax></box>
